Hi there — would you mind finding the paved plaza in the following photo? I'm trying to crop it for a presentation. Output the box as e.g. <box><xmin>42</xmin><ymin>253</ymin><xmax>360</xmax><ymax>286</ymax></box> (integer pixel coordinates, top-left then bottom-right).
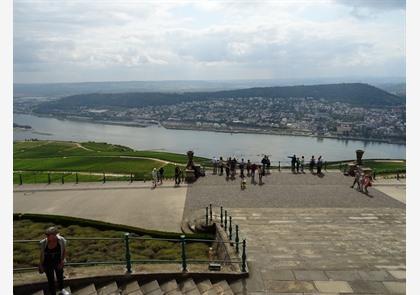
<box><xmin>184</xmin><ymin>171</ymin><xmax>406</xmax><ymax>294</ymax></box>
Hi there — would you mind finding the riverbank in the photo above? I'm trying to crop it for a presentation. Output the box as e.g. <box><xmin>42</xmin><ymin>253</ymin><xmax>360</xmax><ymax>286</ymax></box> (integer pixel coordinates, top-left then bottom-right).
<box><xmin>15</xmin><ymin>112</ymin><xmax>406</xmax><ymax>145</ymax></box>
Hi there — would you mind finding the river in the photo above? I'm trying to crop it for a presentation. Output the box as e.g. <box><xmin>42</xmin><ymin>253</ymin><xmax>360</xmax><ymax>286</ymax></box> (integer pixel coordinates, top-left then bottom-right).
<box><xmin>13</xmin><ymin>113</ymin><xmax>405</xmax><ymax>162</ymax></box>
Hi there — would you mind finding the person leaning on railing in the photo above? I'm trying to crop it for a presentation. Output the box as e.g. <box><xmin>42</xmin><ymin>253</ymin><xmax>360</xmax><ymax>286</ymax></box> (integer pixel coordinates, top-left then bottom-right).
<box><xmin>38</xmin><ymin>226</ymin><xmax>69</xmax><ymax>295</ymax></box>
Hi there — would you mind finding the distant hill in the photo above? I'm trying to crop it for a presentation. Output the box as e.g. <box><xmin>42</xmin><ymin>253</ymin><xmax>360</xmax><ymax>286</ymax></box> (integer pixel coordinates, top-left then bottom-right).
<box><xmin>34</xmin><ymin>83</ymin><xmax>404</xmax><ymax>113</ymax></box>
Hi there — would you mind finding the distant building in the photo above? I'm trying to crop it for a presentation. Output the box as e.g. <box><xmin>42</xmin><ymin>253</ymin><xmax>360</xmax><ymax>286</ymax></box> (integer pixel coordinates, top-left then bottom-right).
<box><xmin>336</xmin><ymin>122</ymin><xmax>352</xmax><ymax>135</ymax></box>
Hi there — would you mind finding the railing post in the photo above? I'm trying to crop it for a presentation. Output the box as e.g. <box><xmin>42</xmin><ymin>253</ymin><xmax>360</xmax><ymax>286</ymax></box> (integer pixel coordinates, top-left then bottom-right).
<box><xmin>19</xmin><ymin>173</ymin><xmax>22</xmax><ymax>185</ymax></box>
<box><xmin>229</xmin><ymin>216</ymin><xmax>232</xmax><ymax>240</ymax></box>
<box><xmin>224</xmin><ymin>210</ymin><xmax>227</xmax><ymax>230</ymax></box>
<box><xmin>103</xmin><ymin>172</ymin><xmax>106</xmax><ymax>183</ymax></box>
<box><xmin>209</xmin><ymin>204</ymin><xmax>212</xmax><ymax>222</ymax></box>
<box><xmin>76</xmin><ymin>172</ymin><xmax>79</xmax><ymax>184</ymax></box>
<box><xmin>241</xmin><ymin>239</ymin><xmax>247</xmax><ymax>272</ymax></box>
<box><xmin>48</xmin><ymin>173</ymin><xmax>51</xmax><ymax>185</ymax></box>
<box><xmin>180</xmin><ymin>235</ymin><xmax>187</xmax><ymax>272</ymax></box>
<box><xmin>278</xmin><ymin>161</ymin><xmax>281</xmax><ymax>172</ymax></box>
<box><xmin>61</xmin><ymin>175</ymin><xmax>64</xmax><ymax>184</ymax></box>
<box><xmin>235</xmin><ymin>225</ymin><xmax>239</xmax><ymax>253</ymax></box>
<box><xmin>220</xmin><ymin>206</ymin><xmax>223</xmax><ymax>227</ymax></box>
<box><xmin>205</xmin><ymin>207</ymin><xmax>209</xmax><ymax>226</ymax></box>
<box><xmin>124</xmin><ymin>233</ymin><xmax>132</xmax><ymax>273</ymax></box>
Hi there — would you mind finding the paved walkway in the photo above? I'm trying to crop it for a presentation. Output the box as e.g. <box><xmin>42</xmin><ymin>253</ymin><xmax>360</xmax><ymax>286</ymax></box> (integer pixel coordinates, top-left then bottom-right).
<box><xmin>184</xmin><ymin>171</ymin><xmax>406</xmax><ymax>294</ymax></box>
<box><xmin>14</xmin><ymin>182</ymin><xmax>187</xmax><ymax>232</ymax></box>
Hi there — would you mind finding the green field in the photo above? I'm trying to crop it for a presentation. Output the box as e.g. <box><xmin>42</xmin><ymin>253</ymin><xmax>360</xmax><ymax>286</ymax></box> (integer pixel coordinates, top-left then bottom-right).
<box><xmin>14</xmin><ymin>218</ymin><xmax>209</xmax><ymax>269</ymax></box>
<box><xmin>13</xmin><ymin>140</ymin><xmax>211</xmax><ymax>184</ymax></box>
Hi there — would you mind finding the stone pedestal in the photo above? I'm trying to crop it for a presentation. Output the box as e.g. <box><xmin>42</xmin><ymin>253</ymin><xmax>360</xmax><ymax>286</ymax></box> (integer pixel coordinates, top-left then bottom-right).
<box><xmin>185</xmin><ymin>169</ymin><xmax>196</xmax><ymax>183</ymax></box>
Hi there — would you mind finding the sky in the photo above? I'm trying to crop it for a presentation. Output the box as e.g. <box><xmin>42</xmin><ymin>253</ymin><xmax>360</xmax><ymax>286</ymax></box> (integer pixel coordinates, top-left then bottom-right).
<box><xmin>13</xmin><ymin>0</ymin><xmax>406</xmax><ymax>83</ymax></box>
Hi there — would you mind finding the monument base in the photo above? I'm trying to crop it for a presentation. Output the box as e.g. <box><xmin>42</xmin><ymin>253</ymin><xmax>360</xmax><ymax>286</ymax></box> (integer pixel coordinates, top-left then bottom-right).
<box><xmin>185</xmin><ymin>169</ymin><xmax>196</xmax><ymax>183</ymax></box>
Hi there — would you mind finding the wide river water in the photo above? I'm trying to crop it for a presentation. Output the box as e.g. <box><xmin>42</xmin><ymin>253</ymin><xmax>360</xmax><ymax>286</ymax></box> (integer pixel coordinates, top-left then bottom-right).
<box><xmin>14</xmin><ymin>113</ymin><xmax>405</xmax><ymax>162</ymax></box>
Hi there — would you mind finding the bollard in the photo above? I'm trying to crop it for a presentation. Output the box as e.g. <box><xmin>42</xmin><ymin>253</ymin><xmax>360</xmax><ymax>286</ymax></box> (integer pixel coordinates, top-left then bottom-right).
<box><xmin>48</xmin><ymin>173</ymin><xmax>51</xmax><ymax>185</ymax></box>
<box><xmin>235</xmin><ymin>225</ymin><xmax>239</xmax><ymax>253</ymax></box>
<box><xmin>61</xmin><ymin>175</ymin><xmax>64</xmax><ymax>184</ymax></box>
<box><xmin>76</xmin><ymin>172</ymin><xmax>79</xmax><ymax>184</ymax></box>
<box><xmin>229</xmin><ymin>216</ymin><xmax>232</xmax><ymax>240</ymax></box>
<box><xmin>180</xmin><ymin>235</ymin><xmax>187</xmax><ymax>272</ymax></box>
<box><xmin>224</xmin><ymin>210</ymin><xmax>228</xmax><ymax>230</ymax></box>
<box><xmin>209</xmin><ymin>204</ymin><xmax>213</xmax><ymax>222</ymax></box>
<box><xmin>103</xmin><ymin>172</ymin><xmax>106</xmax><ymax>183</ymax></box>
<box><xmin>205</xmin><ymin>207</ymin><xmax>209</xmax><ymax>226</ymax></box>
<box><xmin>19</xmin><ymin>174</ymin><xmax>22</xmax><ymax>185</ymax></box>
<box><xmin>241</xmin><ymin>239</ymin><xmax>247</xmax><ymax>272</ymax></box>
<box><xmin>220</xmin><ymin>206</ymin><xmax>223</xmax><ymax>227</ymax></box>
<box><xmin>124</xmin><ymin>233</ymin><xmax>132</xmax><ymax>273</ymax></box>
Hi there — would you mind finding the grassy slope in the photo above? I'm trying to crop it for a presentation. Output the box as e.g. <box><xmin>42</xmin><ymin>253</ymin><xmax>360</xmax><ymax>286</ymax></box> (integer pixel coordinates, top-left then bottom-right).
<box><xmin>327</xmin><ymin>159</ymin><xmax>406</xmax><ymax>174</ymax></box>
<box><xmin>13</xmin><ymin>140</ymin><xmax>211</xmax><ymax>183</ymax></box>
<box><xmin>14</xmin><ymin>217</ymin><xmax>209</xmax><ymax>268</ymax></box>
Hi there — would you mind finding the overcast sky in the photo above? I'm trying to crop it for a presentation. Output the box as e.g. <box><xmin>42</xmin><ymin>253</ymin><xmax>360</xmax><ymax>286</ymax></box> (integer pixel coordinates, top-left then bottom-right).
<box><xmin>14</xmin><ymin>0</ymin><xmax>405</xmax><ymax>83</ymax></box>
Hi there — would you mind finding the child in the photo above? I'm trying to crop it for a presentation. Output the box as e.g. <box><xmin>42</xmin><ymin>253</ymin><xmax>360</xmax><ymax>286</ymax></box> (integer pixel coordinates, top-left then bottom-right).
<box><xmin>241</xmin><ymin>178</ymin><xmax>246</xmax><ymax>190</ymax></box>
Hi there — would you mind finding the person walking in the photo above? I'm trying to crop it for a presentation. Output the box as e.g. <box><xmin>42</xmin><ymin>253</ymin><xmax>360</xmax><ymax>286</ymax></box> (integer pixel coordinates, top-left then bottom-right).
<box><xmin>152</xmin><ymin>168</ymin><xmax>158</xmax><ymax>188</ymax></box>
<box><xmin>158</xmin><ymin>167</ymin><xmax>164</xmax><ymax>185</ymax></box>
<box><xmin>261</xmin><ymin>156</ymin><xmax>267</xmax><ymax>176</ymax></box>
<box><xmin>174</xmin><ymin>165</ymin><xmax>181</xmax><ymax>186</ymax></box>
<box><xmin>309</xmin><ymin>156</ymin><xmax>315</xmax><ymax>173</ymax></box>
<box><xmin>350</xmin><ymin>168</ymin><xmax>361</xmax><ymax>190</ymax></box>
<box><xmin>266</xmin><ymin>156</ymin><xmax>271</xmax><ymax>174</ymax></box>
<box><xmin>251</xmin><ymin>163</ymin><xmax>257</xmax><ymax>184</ymax></box>
<box><xmin>225</xmin><ymin>163</ymin><xmax>230</xmax><ymax>181</ymax></box>
<box><xmin>39</xmin><ymin>227</ymin><xmax>69</xmax><ymax>295</ymax></box>
<box><xmin>296</xmin><ymin>157</ymin><xmax>300</xmax><ymax>173</ymax></box>
<box><xmin>219</xmin><ymin>157</ymin><xmax>224</xmax><ymax>176</ymax></box>
<box><xmin>300</xmin><ymin>156</ymin><xmax>305</xmax><ymax>173</ymax></box>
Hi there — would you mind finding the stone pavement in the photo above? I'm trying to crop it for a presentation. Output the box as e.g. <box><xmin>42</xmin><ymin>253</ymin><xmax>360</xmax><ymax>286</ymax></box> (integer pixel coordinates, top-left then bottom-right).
<box><xmin>184</xmin><ymin>171</ymin><xmax>406</xmax><ymax>294</ymax></box>
<box><xmin>14</xmin><ymin>182</ymin><xmax>187</xmax><ymax>232</ymax></box>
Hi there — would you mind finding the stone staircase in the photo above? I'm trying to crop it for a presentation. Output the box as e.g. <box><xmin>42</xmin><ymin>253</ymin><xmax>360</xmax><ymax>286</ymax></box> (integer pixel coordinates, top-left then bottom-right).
<box><xmin>31</xmin><ymin>278</ymin><xmax>246</xmax><ymax>295</ymax></box>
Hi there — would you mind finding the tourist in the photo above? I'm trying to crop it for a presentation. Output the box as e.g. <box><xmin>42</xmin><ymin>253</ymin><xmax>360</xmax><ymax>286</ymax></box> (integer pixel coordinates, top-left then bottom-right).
<box><xmin>296</xmin><ymin>157</ymin><xmax>300</xmax><ymax>173</ymax></box>
<box><xmin>309</xmin><ymin>156</ymin><xmax>315</xmax><ymax>173</ymax></box>
<box><xmin>261</xmin><ymin>156</ymin><xmax>267</xmax><ymax>176</ymax></box>
<box><xmin>158</xmin><ymin>167</ymin><xmax>164</xmax><ymax>184</ymax></box>
<box><xmin>316</xmin><ymin>156</ymin><xmax>323</xmax><ymax>174</ymax></box>
<box><xmin>219</xmin><ymin>157</ymin><xmax>224</xmax><ymax>176</ymax></box>
<box><xmin>258</xmin><ymin>165</ymin><xmax>263</xmax><ymax>185</ymax></box>
<box><xmin>246</xmin><ymin>160</ymin><xmax>251</xmax><ymax>176</ymax></box>
<box><xmin>212</xmin><ymin>157</ymin><xmax>218</xmax><ymax>175</ymax></box>
<box><xmin>225</xmin><ymin>163</ymin><xmax>230</xmax><ymax>181</ymax></box>
<box><xmin>251</xmin><ymin>163</ymin><xmax>257</xmax><ymax>184</ymax></box>
<box><xmin>232</xmin><ymin>157</ymin><xmax>237</xmax><ymax>176</ymax></box>
<box><xmin>239</xmin><ymin>159</ymin><xmax>245</xmax><ymax>178</ymax></box>
<box><xmin>350</xmin><ymin>168</ymin><xmax>361</xmax><ymax>190</ymax></box>
<box><xmin>174</xmin><ymin>165</ymin><xmax>181</xmax><ymax>186</ymax></box>
<box><xmin>152</xmin><ymin>168</ymin><xmax>158</xmax><ymax>188</ymax></box>
<box><xmin>266</xmin><ymin>156</ymin><xmax>271</xmax><ymax>174</ymax></box>
<box><xmin>363</xmin><ymin>175</ymin><xmax>373</xmax><ymax>194</ymax></box>
<box><xmin>300</xmin><ymin>156</ymin><xmax>305</xmax><ymax>173</ymax></box>
<box><xmin>39</xmin><ymin>226</ymin><xmax>69</xmax><ymax>295</ymax></box>
<box><xmin>288</xmin><ymin>155</ymin><xmax>297</xmax><ymax>173</ymax></box>
<box><xmin>241</xmin><ymin>177</ymin><xmax>247</xmax><ymax>190</ymax></box>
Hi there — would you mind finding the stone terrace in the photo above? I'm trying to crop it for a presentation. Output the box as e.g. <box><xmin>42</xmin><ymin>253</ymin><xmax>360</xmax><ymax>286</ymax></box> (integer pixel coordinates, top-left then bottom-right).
<box><xmin>184</xmin><ymin>171</ymin><xmax>406</xmax><ymax>294</ymax></box>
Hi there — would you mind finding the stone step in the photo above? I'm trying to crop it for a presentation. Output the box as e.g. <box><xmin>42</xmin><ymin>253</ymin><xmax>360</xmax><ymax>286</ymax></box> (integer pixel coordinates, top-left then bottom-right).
<box><xmin>179</xmin><ymin>279</ymin><xmax>200</xmax><ymax>295</ymax></box>
<box><xmin>97</xmin><ymin>281</ymin><xmax>119</xmax><ymax>295</ymax></box>
<box><xmin>140</xmin><ymin>280</ymin><xmax>163</xmax><ymax>295</ymax></box>
<box><xmin>211</xmin><ymin>281</ymin><xmax>234</xmax><ymax>295</ymax></box>
<box><xmin>73</xmin><ymin>284</ymin><xmax>98</xmax><ymax>295</ymax></box>
<box><xmin>121</xmin><ymin>281</ymin><xmax>143</xmax><ymax>295</ymax></box>
<box><xmin>196</xmin><ymin>280</ymin><xmax>217</xmax><ymax>295</ymax></box>
<box><xmin>227</xmin><ymin>280</ymin><xmax>246</xmax><ymax>295</ymax></box>
<box><xmin>159</xmin><ymin>280</ymin><xmax>181</xmax><ymax>295</ymax></box>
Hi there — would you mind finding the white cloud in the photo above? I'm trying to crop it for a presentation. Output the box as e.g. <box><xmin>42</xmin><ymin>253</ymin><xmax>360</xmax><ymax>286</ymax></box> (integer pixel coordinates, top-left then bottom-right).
<box><xmin>13</xmin><ymin>0</ymin><xmax>405</xmax><ymax>83</ymax></box>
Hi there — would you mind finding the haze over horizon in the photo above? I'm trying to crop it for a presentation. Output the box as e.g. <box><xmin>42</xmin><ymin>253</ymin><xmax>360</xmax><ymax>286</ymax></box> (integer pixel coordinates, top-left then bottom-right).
<box><xmin>14</xmin><ymin>0</ymin><xmax>405</xmax><ymax>84</ymax></box>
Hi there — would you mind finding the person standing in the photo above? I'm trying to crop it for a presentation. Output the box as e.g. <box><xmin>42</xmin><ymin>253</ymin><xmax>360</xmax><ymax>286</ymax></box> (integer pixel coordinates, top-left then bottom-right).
<box><xmin>158</xmin><ymin>167</ymin><xmax>164</xmax><ymax>185</ymax></box>
<box><xmin>39</xmin><ymin>227</ymin><xmax>69</xmax><ymax>295</ymax></box>
<box><xmin>296</xmin><ymin>157</ymin><xmax>300</xmax><ymax>173</ymax></box>
<box><xmin>300</xmin><ymin>156</ymin><xmax>305</xmax><ymax>173</ymax></box>
<box><xmin>212</xmin><ymin>157</ymin><xmax>218</xmax><ymax>175</ymax></box>
<box><xmin>261</xmin><ymin>156</ymin><xmax>266</xmax><ymax>176</ymax></box>
<box><xmin>316</xmin><ymin>156</ymin><xmax>322</xmax><ymax>174</ymax></box>
<box><xmin>174</xmin><ymin>165</ymin><xmax>181</xmax><ymax>186</ymax></box>
<box><xmin>239</xmin><ymin>159</ymin><xmax>245</xmax><ymax>178</ymax></box>
<box><xmin>251</xmin><ymin>163</ymin><xmax>257</xmax><ymax>184</ymax></box>
<box><xmin>266</xmin><ymin>156</ymin><xmax>271</xmax><ymax>174</ymax></box>
<box><xmin>225</xmin><ymin>163</ymin><xmax>230</xmax><ymax>181</ymax></box>
<box><xmin>246</xmin><ymin>160</ymin><xmax>251</xmax><ymax>176</ymax></box>
<box><xmin>258</xmin><ymin>165</ymin><xmax>263</xmax><ymax>185</ymax></box>
<box><xmin>219</xmin><ymin>157</ymin><xmax>224</xmax><ymax>176</ymax></box>
<box><xmin>152</xmin><ymin>168</ymin><xmax>158</xmax><ymax>188</ymax></box>
<box><xmin>288</xmin><ymin>155</ymin><xmax>297</xmax><ymax>173</ymax></box>
<box><xmin>309</xmin><ymin>156</ymin><xmax>315</xmax><ymax>173</ymax></box>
